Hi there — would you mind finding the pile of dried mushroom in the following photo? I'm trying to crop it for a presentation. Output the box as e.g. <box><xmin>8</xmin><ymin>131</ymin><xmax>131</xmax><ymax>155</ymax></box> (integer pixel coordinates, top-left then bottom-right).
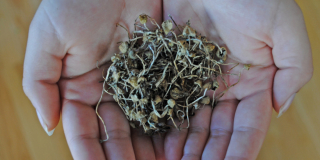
<box><xmin>96</xmin><ymin>14</ymin><xmax>245</xmax><ymax>141</ymax></box>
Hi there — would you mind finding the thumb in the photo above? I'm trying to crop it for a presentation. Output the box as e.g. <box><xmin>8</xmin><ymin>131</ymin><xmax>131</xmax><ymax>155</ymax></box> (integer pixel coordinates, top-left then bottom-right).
<box><xmin>23</xmin><ymin>2</ymin><xmax>65</xmax><ymax>135</ymax></box>
<box><xmin>271</xmin><ymin>1</ymin><xmax>313</xmax><ymax>117</ymax></box>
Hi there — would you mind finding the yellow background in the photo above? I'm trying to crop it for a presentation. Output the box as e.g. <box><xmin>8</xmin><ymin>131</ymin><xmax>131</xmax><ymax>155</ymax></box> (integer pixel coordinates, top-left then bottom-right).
<box><xmin>0</xmin><ymin>0</ymin><xmax>319</xmax><ymax>159</ymax></box>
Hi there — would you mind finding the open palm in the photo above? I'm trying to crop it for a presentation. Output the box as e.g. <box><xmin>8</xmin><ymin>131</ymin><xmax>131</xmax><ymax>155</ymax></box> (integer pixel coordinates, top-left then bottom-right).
<box><xmin>162</xmin><ymin>0</ymin><xmax>312</xmax><ymax>159</ymax></box>
<box><xmin>23</xmin><ymin>0</ymin><xmax>312</xmax><ymax>160</ymax></box>
<box><xmin>23</xmin><ymin>0</ymin><xmax>162</xmax><ymax>159</ymax></box>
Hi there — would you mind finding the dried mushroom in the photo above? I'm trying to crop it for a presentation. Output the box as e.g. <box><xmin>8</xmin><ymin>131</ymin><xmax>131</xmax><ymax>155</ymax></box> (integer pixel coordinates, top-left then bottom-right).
<box><xmin>96</xmin><ymin>14</ymin><xmax>249</xmax><ymax>141</ymax></box>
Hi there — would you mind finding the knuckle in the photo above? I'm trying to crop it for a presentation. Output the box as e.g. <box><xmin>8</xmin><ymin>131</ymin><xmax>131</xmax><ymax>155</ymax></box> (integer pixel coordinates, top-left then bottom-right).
<box><xmin>107</xmin><ymin>129</ymin><xmax>130</xmax><ymax>140</ymax></box>
<box><xmin>188</xmin><ymin>126</ymin><xmax>209</xmax><ymax>135</ymax></box>
<box><xmin>210</xmin><ymin>128</ymin><xmax>232</xmax><ymax>138</ymax></box>
<box><xmin>70</xmin><ymin>132</ymin><xmax>98</xmax><ymax>142</ymax></box>
<box><xmin>234</xmin><ymin>126</ymin><xmax>264</xmax><ymax>135</ymax></box>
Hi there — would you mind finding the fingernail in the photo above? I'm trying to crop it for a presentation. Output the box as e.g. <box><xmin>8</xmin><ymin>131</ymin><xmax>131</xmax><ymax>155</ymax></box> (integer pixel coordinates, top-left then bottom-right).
<box><xmin>277</xmin><ymin>93</ymin><xmax>296</xmax><ymax>118</ymax></box>
<box><xmin>36</xmin><ymin>110</ymin><xmax>55</xmax><ymax>136</ymax></box>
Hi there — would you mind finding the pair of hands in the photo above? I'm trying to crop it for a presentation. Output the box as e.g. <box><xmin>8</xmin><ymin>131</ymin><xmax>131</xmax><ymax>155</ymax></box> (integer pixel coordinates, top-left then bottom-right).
<box><xmin>23</xmin><ymin>0</ymin><xmax>313</xmax><ymax>159</ymax></box>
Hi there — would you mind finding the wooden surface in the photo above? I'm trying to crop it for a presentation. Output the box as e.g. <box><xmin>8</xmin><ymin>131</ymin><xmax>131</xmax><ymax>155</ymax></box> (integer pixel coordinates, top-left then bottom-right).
<box><xmin>0</xmin><ymin>0</ymin><xmax>319</xmax><ymax>159</ymax></box>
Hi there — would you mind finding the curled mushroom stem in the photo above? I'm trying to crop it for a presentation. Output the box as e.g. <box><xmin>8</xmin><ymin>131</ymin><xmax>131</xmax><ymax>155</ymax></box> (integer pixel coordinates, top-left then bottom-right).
<box><xmin>187</xmin><ymin>88</ymin><xmax>208</xmax><ymax>108</ymax></box>
<box><xmin>116</xmin><ymin>23</ymin><xmax>131</xmax><ymax>40</ymax></box>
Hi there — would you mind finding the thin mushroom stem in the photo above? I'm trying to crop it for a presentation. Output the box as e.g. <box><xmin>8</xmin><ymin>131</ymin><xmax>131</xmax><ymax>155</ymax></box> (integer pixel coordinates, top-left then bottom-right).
<box><xmin>116</xmin><ymin>23</ymin><xmax>130</xmax><ymax>40</ymax></box>
<box><xmin>169</xmin><ymin>14</ymin><xmax>182</xmax><ymax>33</ymax></box>
<box><xmin>96</xmin><ymin>81</ymin><xmax>109</xmax><ymax>143</ymax></box>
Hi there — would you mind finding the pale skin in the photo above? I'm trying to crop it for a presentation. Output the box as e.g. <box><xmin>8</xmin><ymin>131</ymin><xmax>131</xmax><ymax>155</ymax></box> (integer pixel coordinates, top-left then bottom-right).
<box><xmin>23</xmin><ymin>0</ymin><xmax>313</xmax><ymax>159</ymax></box>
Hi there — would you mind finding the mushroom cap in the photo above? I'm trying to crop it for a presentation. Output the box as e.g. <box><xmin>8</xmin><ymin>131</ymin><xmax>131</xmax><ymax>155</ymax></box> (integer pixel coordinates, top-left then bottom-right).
<box><xmin>128</xmin><ymin>76</ymin><xmax>139</xmax><ymax>89</ymax></box>
<box><xmin>161</xmin><ymin>20</ymin><xmax>173</xmax><ymax>35</ymax></box>
<box><xmin>119</xmin><ymin>42</ymin><xmax>128</xmax><ymax>53</ymax></box>
<box><xmin>212</xmin><ymin>80</ymin><xmax>219</xmax><ymax>90</ymax></box>
<box><xmin>139</xmin><ymin>14</ymin><xmax>148</xmax><ymax>24</ymax></box>
<box><xmin>167</xmin><ymin>99</ymin><xmax>176</xmax><ymax>108</ymax></box>
<box><xmin>203</xmin><ymin>82</ymin><xmax>212</xmax><ymax>90</ymax></box>
<box><xmin>182</xmin><ymin>25</ymin><xmax>196</xmax><ymax>37</ymax></box>
<box><xmin>154</xmin><ymin>95</ymin><xmax>162</xmax><ymax>105</ymax></box>
<box><xmin>131</xmin><ymin>94</ymin><xmax>139</xmax><ymax>103</ymax></box>
<box><xmin>205</xmin><ymin>43</ymin><xmax>215</xmax><ymax>53</ymax></box>
<box><xmin>128</xmin><ymin>50</ymin><xmax>137</xmax><ymax>59</ymax></box>
<box><xmin>200</xmin><ymin>96</ymin><xmax>210</xmax><ymax>105</ymax></box>
<box><xmin>194</xmin><ymin>80</ymin><xmax>203</xmax><ymax>88</ymax></box>
<box><xmin>111</xmin><ymin>54</ymin><xmax>122</xmax><ymax>62</ymax></box>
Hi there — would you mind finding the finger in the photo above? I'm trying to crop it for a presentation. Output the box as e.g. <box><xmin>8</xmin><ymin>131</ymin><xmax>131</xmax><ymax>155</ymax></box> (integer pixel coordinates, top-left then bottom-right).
<box><xmin>225</xmin><ymin>90</ymin><xmax>273</xmax><ymax>159</ymax></box>
<box><xmin>181</xmin><ymin>105</ymin><xmax>212</xmax><ymax>160</ymax></box>
<box><xmin>62</xmin><ymin>100</ymin><xmax>105</xmax><ymax>160</ymax></box>
<box><xmin>152</xmin><ymin>132</ymin><xmax>166</xmax><ymax>160</ymax></box>
<box><xmin>131</xmin><ymin>127</ymin><xmax>156</xmax><ymax>160</ymax></box>
<box><xmin>202</xmin><ymin>100</ymin><xmax>238</xmax><ymax>160</ymax></box>
<box><xmin>164</xmin><ymin>116</ymin><xmax>188</xmax><ymax>160</ymax></box>
<box><xmin>272</xmin><ymin>0</ymin><xmax>313</xmax><ymax>116</ymax></box>
<box><xmin>98</xmin><ymin>102</ymin><xmax>135</xmax><ymax>160</ymax></box>
<box><xmin>22</xmin><ymin>2</ymin><xmax>65</xmax><ymax>134</ymax></box>
<box><xmin>151</xmin><ymin>118</ymin><xmax>167</xmax><ymax>160</ymax></box>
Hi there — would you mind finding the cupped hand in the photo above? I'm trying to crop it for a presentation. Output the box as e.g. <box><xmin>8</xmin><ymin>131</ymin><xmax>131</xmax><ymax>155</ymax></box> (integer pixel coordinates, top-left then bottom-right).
<box><xmin>161</xmin><ymin>0</ymin><xmax>313</xmax><ymax>159</ymax></box>
<box><xmin>23</xmin><ymin>0</ymin><xmax>162</xmax><ymax>159</ymax></box>
<box><xmin>23</xmin><ymin>0</ymin><xmax>313</xmax><ymax>160</ymax></box>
